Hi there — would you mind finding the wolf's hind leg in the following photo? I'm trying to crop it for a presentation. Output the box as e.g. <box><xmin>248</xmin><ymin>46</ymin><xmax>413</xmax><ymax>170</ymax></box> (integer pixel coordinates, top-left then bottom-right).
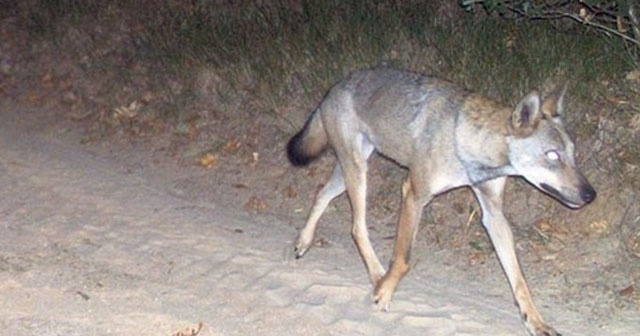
<box><xmin>294</xmin><ymin>164</ymin><xmax>346</xmax><ymax>258</ymax></box>
<box><xmin>340</xmin><ymin>155</ymin><xmax>385</xmax><ymax>285</ymax></box>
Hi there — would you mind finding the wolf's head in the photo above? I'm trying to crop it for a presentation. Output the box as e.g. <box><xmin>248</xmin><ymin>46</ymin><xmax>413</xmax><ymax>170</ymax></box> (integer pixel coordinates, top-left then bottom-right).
<box><xmin>507</xmin><ymin>86</ymin><xmax>596</xmax><ymax>209</ymax></box>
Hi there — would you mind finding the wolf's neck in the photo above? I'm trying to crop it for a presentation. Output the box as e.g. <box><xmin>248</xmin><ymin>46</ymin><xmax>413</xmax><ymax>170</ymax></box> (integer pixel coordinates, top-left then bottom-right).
<box><xmin>464</xmin><ymin>161</ymin><xmax>516</xmax><ymax>185</ymax></box>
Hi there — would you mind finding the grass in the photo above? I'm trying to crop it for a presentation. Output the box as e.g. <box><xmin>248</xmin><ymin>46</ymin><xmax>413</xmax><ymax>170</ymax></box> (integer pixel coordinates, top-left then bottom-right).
<box><xmin>11</xmin><ymin>0</ymin><xmax>639</xmax><ymax>135</ymax></box>
<box><xmin>8</xmin><ymin>0</ymin><xmax>640</xmax><ymax>259</ymax></box>
<box><xmin>174</xmin><ymin>2</ymin><xmax>633</xmax><ymax>108</ymax></box>
<box><xmin>16</xmin><ymin>1</ymin><xmax>638</xmax><ymax>104</ymax></box>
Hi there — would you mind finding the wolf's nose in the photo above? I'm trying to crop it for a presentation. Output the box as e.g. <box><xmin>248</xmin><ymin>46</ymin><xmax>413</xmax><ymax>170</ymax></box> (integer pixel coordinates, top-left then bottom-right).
<box><xmin>581</xmin><ymin>185</ymin><xmax>596</xmax><ymax>204</ymax></box>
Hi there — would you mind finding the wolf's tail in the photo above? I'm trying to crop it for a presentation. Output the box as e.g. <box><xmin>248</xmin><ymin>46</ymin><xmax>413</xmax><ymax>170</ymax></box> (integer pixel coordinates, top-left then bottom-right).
<box><xmin>286</xmin><ymin>111</ymin><xmax>328</xmax><ymax>166</ymax></box>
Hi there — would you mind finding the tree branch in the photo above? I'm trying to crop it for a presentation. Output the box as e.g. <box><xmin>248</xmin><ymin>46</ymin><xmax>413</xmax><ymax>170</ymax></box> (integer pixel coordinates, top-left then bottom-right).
<box><xmin>497</xmin><ymin>1</ymin><xmax>640</xmax><ymax>48</ymax></box>
<box><xmin>557</xmin><ymin>11</ymin><xmax>640</xmax><ymax>47</ymax></box>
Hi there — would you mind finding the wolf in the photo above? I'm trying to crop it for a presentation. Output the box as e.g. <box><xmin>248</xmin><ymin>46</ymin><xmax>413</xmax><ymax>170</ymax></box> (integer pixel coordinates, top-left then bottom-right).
<box><xmin>286</xmin><ymin>68</ymin><xmax>595</xmax><ymax>336</ymax></box>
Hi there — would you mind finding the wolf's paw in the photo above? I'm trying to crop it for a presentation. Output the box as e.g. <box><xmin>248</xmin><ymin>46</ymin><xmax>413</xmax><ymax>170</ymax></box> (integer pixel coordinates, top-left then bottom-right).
<box><xmin>372</xmin><ymin>293</ymin><xmax>391</xmax><ymax>312</ymax></box>
<box><xmin>293</xmin><ymin>243</ymin><xmax>309</xmax><ymax>259</ymax></box>
<box><xmin>372</xmin><ymin>276</ymin><xmax>396</xmax><ymax>312</ymax></box>
<box><xmin>527</xmin><ymin>320</ymin><xmax>561</xmax><ymax>336</ymax></box>
<box><xmin>293</xmin><ymin>235</ymin><xmax>313</xmax><ymax>259</ymax></box>
<box><xmin>533</xmin><ymin>325</ymin><xmax>561</xmax><ymax>336</ymax></box>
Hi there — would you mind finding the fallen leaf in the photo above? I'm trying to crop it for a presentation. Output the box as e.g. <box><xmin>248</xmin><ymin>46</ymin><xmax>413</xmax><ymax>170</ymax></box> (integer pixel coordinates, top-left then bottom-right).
<box><xmin>223</xmin><ymin>139</ymin><xmax>242</xmax><ymax>152</ymax></box>
<box><xmin>199</xmin><ymin>153</ymin><xmax>216</xmax><ymax>169</ymax></box>
<box><xmin>467</xmin><ymin>251</ymin><xmax>488</xmax><ymax>266</ymax></box>
<box><xmin>173</xmin><ymin>322</ymin><xmax>203</xmax><ymax>336</ymax></box>
<box><xmin>626</xmin><ymin>70</ymin><xmax>640</xmax><ymax>81</ymax></box>
<box><xmin>41</xmin><ymin>72</ymin><xmax>55</xmax><ymax>89</ymax></box>
<box><xmin>140</xmin><ymin>91</ymin><xmax>154</xmax><ymax>104</ymax></box>
<box><xmin>284</xmin><ymin>185</ymin><xmax>297</xmax><ymax>198</ymax></box>
<box><xmin>244</xmin><ymin>196</ymin><xmax>268</xmax><ymax>212</ymax></box>
<box><xmin>26</xmin><ymin>91</ymin><xmax>39</xmax><ymax>103</ymax></box>
<box><xmin>113</xmin><ymin>100</ymin><xmax>141</xmax><ymax>119</ymax></box>
<box><xmin>313</xmin><ymin>237</ymin><xmax>330</xmax><ymax>248</ymax></box>
<box><xmin>61</xmin><ymin>91</ymin><xmax>78</xmax><ymax>105</ymax></box>
<box><xmin>627</xmin><ymin>231</ymin><xmax>640</xmax><ymax>258</ymax></box>
<box><xmin>619</xmin><ymin>285</ymin><xmax>635</xmax><ymax>297</ymax></box>
<box><xmin>586</xmin><ymin>220</ymin><xmax>610</xmax><ymax>237</ymax></box>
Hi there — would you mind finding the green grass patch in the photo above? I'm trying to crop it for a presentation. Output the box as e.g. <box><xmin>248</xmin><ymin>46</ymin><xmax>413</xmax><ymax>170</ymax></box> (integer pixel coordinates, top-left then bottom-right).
<box><xmin>14</xmin><ymin>0</ymin><xmax>638</xmax><ymax>120</ymax></box>
<box><xmin>9</xmin><ymin>1</ymin><xmax>640</xmax><ymax>245</ymax></box>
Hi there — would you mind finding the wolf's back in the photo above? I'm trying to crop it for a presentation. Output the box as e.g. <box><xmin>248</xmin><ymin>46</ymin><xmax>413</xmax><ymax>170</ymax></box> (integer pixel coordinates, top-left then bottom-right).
<box><xmin>286</xmin><ymin>111</ymin><xmax>328</xmax><ymax>166</ymax></box>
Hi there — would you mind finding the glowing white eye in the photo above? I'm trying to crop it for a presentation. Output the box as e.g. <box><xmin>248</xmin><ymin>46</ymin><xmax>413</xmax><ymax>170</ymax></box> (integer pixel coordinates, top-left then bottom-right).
<box><xmin>545</xmin><ymin>150</ymin><xmax>560</xmax><ymax>161</ymax></box>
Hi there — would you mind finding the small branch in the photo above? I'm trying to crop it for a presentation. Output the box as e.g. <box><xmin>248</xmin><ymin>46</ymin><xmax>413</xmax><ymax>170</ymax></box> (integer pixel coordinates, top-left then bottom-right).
<box><xmin>558</xmin><ymin>11</ymin><xmax>640</xmax><ymax>47</ymax></box>
<box><xmin>505</xmin><ymin>4</ymin><xmax>640</xmax><ymax>48</ymax></box>
<box><xmin>460</xmin><ymin>1</ymin><xmax>640</xmax><ymax>48</ymax></box>
<box><xmin>630</xmin><ymin>4</ymin><xmax>640</xmax><ymax>42</ymax></box>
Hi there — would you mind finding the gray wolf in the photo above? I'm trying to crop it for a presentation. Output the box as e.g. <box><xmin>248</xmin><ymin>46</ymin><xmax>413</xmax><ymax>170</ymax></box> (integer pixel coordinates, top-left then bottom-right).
<box><xmin>287</xmin><ymin>68</ymin><xmax>595</xmax><ymax>336</ymax></box>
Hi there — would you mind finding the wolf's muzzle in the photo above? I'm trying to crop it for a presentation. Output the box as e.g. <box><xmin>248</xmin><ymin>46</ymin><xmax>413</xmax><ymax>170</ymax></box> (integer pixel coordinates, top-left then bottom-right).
<box><xmin>580</xmin><ymin>183</ymin><xmax>596</xmax><ymax>204</ymax></box>
<box><xmin>540</xmin><ymin>182</ymin><xmax>596</xmax><ymax>209</ymax></box>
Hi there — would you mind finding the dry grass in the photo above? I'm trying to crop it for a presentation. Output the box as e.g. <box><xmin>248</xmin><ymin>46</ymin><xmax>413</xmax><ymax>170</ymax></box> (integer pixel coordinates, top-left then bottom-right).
<box><xmin>5</xmin><ymin>0</ymin><xmax>640</xmax><ymax>260</ymax></box>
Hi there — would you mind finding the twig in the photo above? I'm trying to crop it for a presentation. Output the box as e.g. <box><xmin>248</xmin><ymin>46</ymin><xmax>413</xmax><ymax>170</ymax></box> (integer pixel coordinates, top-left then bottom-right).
<box><xmin>465</xmin><ymin>1</ymin><xmax>640</xmax><ymax>48</ymax></box>
<box><xmin>506</xmin><ymin>5</ymin><xmax>640</xmax><ymax>47</ymax></box>
<box><xmin>558</xmin><ymin>11</ymin><xmax>640</xmax><ymax>47</ymax></box>
<box><xmin>630</xmin><ymin>4</ymin><xmax>640</xmax><ymax>42</ymax></box>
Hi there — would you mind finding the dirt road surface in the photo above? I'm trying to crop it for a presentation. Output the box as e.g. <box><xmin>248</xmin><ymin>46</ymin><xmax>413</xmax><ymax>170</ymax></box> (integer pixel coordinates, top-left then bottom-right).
<box><xmin>0</xmin><ymin>100</ymin><xmax>637</xmax><ymax>336</ymax></box>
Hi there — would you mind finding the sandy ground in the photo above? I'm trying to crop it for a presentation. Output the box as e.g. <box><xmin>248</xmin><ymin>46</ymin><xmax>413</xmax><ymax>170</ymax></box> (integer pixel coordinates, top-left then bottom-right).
<box><xmin>0</xmin><ymin>97</ymin><xmax>638</xmax><ymax>336</ymax></box>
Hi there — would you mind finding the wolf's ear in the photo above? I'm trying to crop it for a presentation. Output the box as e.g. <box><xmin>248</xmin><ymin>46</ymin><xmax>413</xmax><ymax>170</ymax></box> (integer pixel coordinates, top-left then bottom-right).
<box><xmin>511</xmin><ymin>91</ymin><xmax>541</xmax><ymax>136</ymax></box>
<box><xmin>541</xmin><ymin>83</ymin><xmax>567</xmax><ymax>118</ymax></box>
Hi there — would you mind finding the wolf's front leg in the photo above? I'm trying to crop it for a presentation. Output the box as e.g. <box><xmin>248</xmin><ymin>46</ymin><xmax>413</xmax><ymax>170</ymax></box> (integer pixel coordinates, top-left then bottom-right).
<box><xmin>473</xmin><ymin>179</ymin><xmax>561</xmax><ymax>336</ymax></box>
<box><xmin>373</xmin><ymin>178</ymin><xmax>428</xmax><ymax>310</ymax></box>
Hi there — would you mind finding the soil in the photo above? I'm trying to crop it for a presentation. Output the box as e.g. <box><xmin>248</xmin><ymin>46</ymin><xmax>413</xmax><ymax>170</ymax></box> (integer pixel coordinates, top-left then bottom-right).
<box><xmin>1</xmin><ymin>12</ymin><xmax>639</xmax><ymax>336</ymax></box>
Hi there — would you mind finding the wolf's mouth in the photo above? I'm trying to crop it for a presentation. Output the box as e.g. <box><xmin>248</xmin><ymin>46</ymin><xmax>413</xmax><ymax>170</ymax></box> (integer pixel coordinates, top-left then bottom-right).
<box><xmin>539</xmin><ymin>183</ymin><xmax>583</xmax><ymax>209</ymax></box>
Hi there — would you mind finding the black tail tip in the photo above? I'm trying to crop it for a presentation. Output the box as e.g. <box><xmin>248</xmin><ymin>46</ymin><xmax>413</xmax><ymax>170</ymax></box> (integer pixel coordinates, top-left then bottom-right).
<box><xmin>286</xmin><ymin>131</ymin><xmax>313</xmax><ymax>166</ymax></box>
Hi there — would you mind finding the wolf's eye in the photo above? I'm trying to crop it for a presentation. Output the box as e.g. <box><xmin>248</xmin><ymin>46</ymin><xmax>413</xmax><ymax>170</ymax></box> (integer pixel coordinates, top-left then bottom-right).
<box><xmin>545</xmin><ymin>150</ymin><xmax>560</xmax><ymax>162</ymax></box>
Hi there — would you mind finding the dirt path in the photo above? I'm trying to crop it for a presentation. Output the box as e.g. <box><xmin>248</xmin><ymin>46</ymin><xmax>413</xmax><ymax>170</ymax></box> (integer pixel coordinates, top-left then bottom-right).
<box><xmin>0</xmin><ymin>101</ymin><xmax>637</xmax><ymax>336</ymax></box>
